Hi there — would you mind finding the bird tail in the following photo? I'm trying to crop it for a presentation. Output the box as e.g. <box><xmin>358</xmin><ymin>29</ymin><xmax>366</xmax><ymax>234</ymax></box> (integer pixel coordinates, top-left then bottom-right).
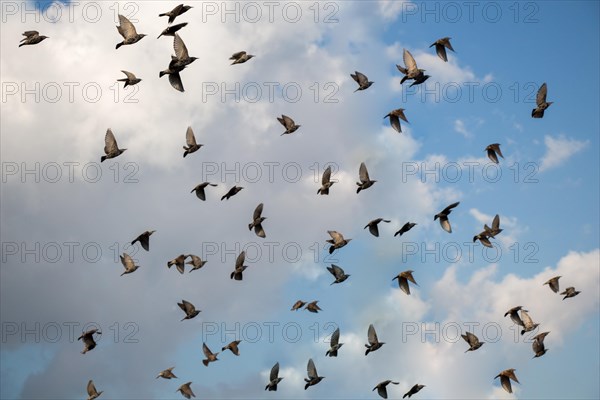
<box><xmin>202</xmin><ymin>359</ymin><xmax>209</xmax><ymax>366</ymax></box>
<box><xmin>116</xmin><ymin>42</ymin><xmax>123</xmax><ymax>49</ymax></box>
<box><xmin>159</xmin><ymin>71</ymin><xmax>167</xmax><ymax>78</ymax></box>
<box><xmin>100</xmin><ymin>156</ymin><xmax>107</xmax><ymax>162</ymax></box>
<box><xmin>159</xmin><ymin>12</ymin><xmax>168</xmax><ymax>17</ymax></box>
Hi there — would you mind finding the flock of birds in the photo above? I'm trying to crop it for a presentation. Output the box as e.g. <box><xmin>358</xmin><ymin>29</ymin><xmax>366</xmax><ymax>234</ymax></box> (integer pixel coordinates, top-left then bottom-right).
<box><xmin>15</xmin><ymin>3</ymin><xmax>581</xmax><ymax>399</ymax></box>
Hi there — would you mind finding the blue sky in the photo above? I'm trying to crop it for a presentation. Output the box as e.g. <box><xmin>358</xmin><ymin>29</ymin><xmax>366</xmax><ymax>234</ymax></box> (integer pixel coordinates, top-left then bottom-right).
<box><xmin>1</xmin><ymin>1</ymin><xmax>599</xmax><ymax>399</ymax></box>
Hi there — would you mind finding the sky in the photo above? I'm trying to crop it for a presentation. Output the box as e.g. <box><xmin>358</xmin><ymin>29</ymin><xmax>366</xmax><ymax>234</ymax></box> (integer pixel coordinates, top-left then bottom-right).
<box><xmin>1</xmin><ymin>1</ymin><xmax>599</xmax><ymax>399</ymax></box>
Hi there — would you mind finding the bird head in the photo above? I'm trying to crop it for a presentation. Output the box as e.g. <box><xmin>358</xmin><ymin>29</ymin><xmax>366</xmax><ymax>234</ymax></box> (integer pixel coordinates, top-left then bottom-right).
<box><xmin>189</xmin><ymin>57</ymin><xmax>199</xmax><ymax>62</ymax></box>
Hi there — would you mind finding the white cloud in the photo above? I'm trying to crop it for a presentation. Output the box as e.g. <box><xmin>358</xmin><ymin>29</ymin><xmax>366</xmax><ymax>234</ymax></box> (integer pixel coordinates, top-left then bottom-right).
<box><xmin>539</xmin><ymin>135</ymin><xmax>589</xmax><ymax>172</ymax></box>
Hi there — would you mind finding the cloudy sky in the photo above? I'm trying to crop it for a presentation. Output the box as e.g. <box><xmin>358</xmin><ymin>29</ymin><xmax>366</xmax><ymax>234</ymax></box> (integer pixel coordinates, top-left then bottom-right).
<box><xmin>1</xmin><ymin>1</ymin><xmax>599</xmax><ymax>399</ymax></box>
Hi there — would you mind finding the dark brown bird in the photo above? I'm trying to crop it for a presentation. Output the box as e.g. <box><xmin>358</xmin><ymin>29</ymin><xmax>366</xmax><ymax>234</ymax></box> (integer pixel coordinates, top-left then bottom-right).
<box><xmin>304</xmin><ymin>358</ymin><xmax>324</xmax><ymax>390</ymax></box>
<box><xmin>473</xmin><ymin>231</ymin><xmax>493</xmax><ymax>248</ymax></box>
<box><xmin>157</xmin><ymin>22</ymin><xmax>188</xmax><ymax>39</ymax></box>
<box><xmin>373</xmin><ymin>380</ymin><xmax>399</xmax><ymax>399</ymax></box>
<box><xmin>365</xmin><ymin>324</ymin><xmax>385</xmax><ymax>355</ymax></box>
<box><xmin>434</xmin><ymin>201</ymin><xmax>460</xmax><ymax>233</ymax></box>
<box><xmin>326</xmin><ymin>230</ymin><xmax>352</xmax><ymax>254</ymax></box>
<box><xmin>159</xmin><ymin>60</ymin><xmax>185</xmax><ymax>92</ymax></box>
<box><xmin>395</xmin><ymin>222</ymin><xmax>417</xmax><ymax>237</ymax></box>
<box><xmin>120</xmin><ymin>253</ymin><xmax>140</xmax><ymax>276</ymax></box>
<box><xmin>191</xmin><ymin>182</ymin><xmax>218</xmax><ymax>201</ymax></box>
<box><xmin>117</xmin><ymin>70</ymin><xmax>141</xmax><ymax>88</ymax></box>
<box><xmin>356</xmin><ymin>162</ymin><xmax>377</xmax><ymax>193</ymax></box>
<box><xmin>291</xmin><ymin>300</ymin><xmax>306</xmax><ymax>311</ymax></box>
<box><xmin>19</xmin><ymin>31</ymin><xmax>49</xmax><ymax>47</ymax></box>
<box><xmin>86</xmin><ymin>380</ymin><xmax>103</xmax><ymax>400</ymax></box>
<box><xmin>277</xmin><ymin>115</ymin><xmax>301</xmax><ymax>135</ymax></box>
<box><xmin>504</xmin><ymin>306</ymin><xmax>527</xmax><ymax>327</ymax></box>
<box><xmin>561</xmin><ymin>286</ymin><xmax>581</xmax><ymax>300</ymax></box>
<box><xmin>131</xmin><ymin>230</ymin><xmax>155</xmax><ymax>251</ymax></box>
<box><xmin>485</xmin><ymin>143</ymin><xmax>504</xmax><ymax>164</ymax></box>
<box><xmin>532</xmin><ymin>331</ymin><xmax>550</xmax><ymax>358</ymax></box>
<box><xmin>325</xmin><ymin>327</ymin><xmax>343</xmax><ymax>357</ymax></box>
<box><xmin>265</xmin><ymin>362</ymin><xmax>284</xmax><ymax>391</ymax></box>
<box><xmin>397</xmin><ymin>49</ymin><xmax>426</xmax><ymax>84</ymax></box>
<box><xmin>176</xmin><ymin>382</ymin><xmax>195</xmax><ymax>399</ymax></box>
<box><xmin>202</xmin><ymin>342</ymin><xmax>219</xmax><ymax>366</ymax></box>
<box><xmin>461</xmin><ymin>331</ymin><xmax>484</xmax><ymax>352</ymax></box>
<box><xmin>520</xmin><ymin>310</ymin><xmax>539</xmax><ymax>335</ymax></box>
<box><xmin>494</xmin><ymin>369</ymin><xmax>519</xmax><ymax>394</ymax></box>
<box><xmin>543</xmin><ymin>276</ymin><xmax>561</xmax><ymax>293</ymax></box>
<box><xmin>430</xmin><ymin>37</ymin><xmax>455</xmax><ymax>62</ymax></box>
<box><xmin>222</xmin><ymin>340</ymin><xmax>242</xmax><ymax>356</ymax></box>
<box><xmin>384</xmin><ymin>108</ymin><xmax>409</xmax><ymax>133</ymax></box>
<box><xmin>532</xmin><ymin>83</ymin><xmax>552</xmax><ymax>118</ymax></box>
<box><xmin>327</xmin><ymin>264</ymin><xmax>350</xmax><ymax>285</ymax></box>
<box><xmin>221</xmin><ymin>185</ymin><xmax>244</xmax><ymax>201</ymax></box>
<box><xmin>364</xmin><ymin>218</ymin><xmax>391</xmax><ymax>237</ymax></box>
<box><xmin>473</xmin><ymin>214</ymin><xmax>501</xmax><ymax>248</ymax></box>
<box><xmin>156</xmin><ymin>367</ymin><xmax>178</xmax><ymax>379</ymax></box>
<box><xmin>317</xmin><ymin>165</ymin><xmax>335</xmax><ymax>195</ymax></box>
<box><xmin>186</xmin><ymin>255</ymin><xmax>207</xmax><ymax>272</ymax></box>
<box><xmin>249</xmin><ymin>203</ymin><xmax>267</xmax><ymax>238</ymax></box>
<box><xmin>351</xmin><ymin>71</ymin><xmax>374</xmax><ymax>92</ymax></box>
<box><xmin>305</xmin><ymin>300</ymin><xmax>322</xmax><ymax>313</ymax></box>
<box><xmin>115</xmin><ymin>14</ymin><xmax>146</xmax><ymax>49</ymax></box>
<box><xmin>393</xmin><ymin>270</ymin><xmax>418</xmax><ymax>295</ymax></box>
<box><xmin>78</xmin><ymin>329</ymin><xmax>101</xmax><ymax>354</ymax></box>
<box><xmin>100</xmin><ymin>129</ymin><xmax>126</xmax><ymax>162</ymax></box>
<box><xmin>178</xmin><ymin>300</ymin><xmax>200</xmax><ymax>321</ymax></box>
<box><xmin>230</xmin><ymin>251</ymin><xmax>248</xmax><ymax>281</ymax></box>
<box><xmin>409</xmin><ymin>73</ymin><xmax>430</xmax><ymax>87</ymax></box>
<box><xmin>403</xmin><ymin>384</ymin><xmax>425</xmax><ymax>398</ymax></box>
<box><xmin>183</xmin><ymin>127</ymin><xmax>203</xmax><ymax>158</ymax></box>
<box><xmin>230</xmin><ymin>51</ymin><xmax>255</xmax><ymax>65</ymax></box>
<box><xmin>159</xmin><ymin>4</ymin><xmax>193</xmax><ymax>24</ymax></box>
<box><xmin>159</xmin><ymin>34</ymin><xmax>197</xmax><ymax>92</ymax></box>
<box><xmin>168</xmin><ymin>254</ymin><xmax>187</xmax><ymax>274</ymax></box>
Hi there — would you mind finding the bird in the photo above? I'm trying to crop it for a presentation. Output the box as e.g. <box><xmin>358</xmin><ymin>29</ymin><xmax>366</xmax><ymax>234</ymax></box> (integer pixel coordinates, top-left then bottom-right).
<box><xmin>504</xmin><ymin>306</ymin><xmax>527</xmax><ymax>327</ymax></box>
<box><xmin>560</xmin><ymin>286</ymin><xmax>581</xmax><ymax>300</ymax></box>
<box><xmin>397</xmin><ymin>49</ymin><xmax>427</xmax><ymax>85</ymax></box>
<box><xmin>494</xmin><ymin>369</ymin><xmax>519</xmax><ymax>394</ymax></box>
<box><xmin>178</xmin><ymin>300</ymin><xmax>200</xmax><ymax>321</ymax></box>
<box><xmin>364</xmin><ymin>218</ymin><xmax>391</xmax><ymax>237</ymax></box>
<box><xmin>221</xmin><ymin>185</ymin><xmax>244</xmax><ymax>201</ymax></box>
<box><xmin>230</xmin><ymin>251</ymin><xmax>248</xmax><ymax>281</ymax></box>
<box><xmin>86</xmin><ymin>380</ymin><xmax>103</xmax><ymax>400</ymax></box>
<box><xmin>434</xmin><ymin>202</ymin><xmax>460</xmax><ymax>233</ymax></box>
<box><xmin>520</xmin><ymin>310</ymin><xmax>539</xmax><ymax>335</ymax></box>
<box><xmin>119</xmin><ymin>253</ymin><xmax>140</xmax><ymax>276</ymax></box>
<box><xmin>202</xmin><ymin>342</ymin><xmax>219</xmax><ymax>366</ymax></box>
<box><xmin>291</xmin><ymin>300</ymin><xmax>306</xmax><ymax>311</ymax></box>
<box><xmin>183</xmin><ymin>127</ymin><xmax>203</xmax><ymax>158</ymax></box>
<box><xmin>365</xmin><ymin>324</ymin><xmax>385</xmax><ymax>355</ymax></box>
<box><xmin>461</xmin><ymin>331</ymin><xmax>484</xmax><ymax>352</ymax></box>
<box><xmin>393</xmin><ymin>270</ymin><xmax>418</xmax><ymax>295</ymax></box>
<box><xmin>373</xmin><ymin>380</ymin><xmax>399</xmax><ymax>399</ymax></box>
<box><xmin>19</xmin><ymin>31</ymin><xmax>49</xmax><ymax>47</ymax></box>
<box><xmin>159</xmin><ymin>60</ymin><xmax>185</xmax><ymax>92</ymax></box>
<box><xmin>265</xmin><ymin>362</ymin><xmax>284</xmax><ymax>391</ymax></box>
<box><xmin>327</xmin><ymin>264</ymin><xmax>350</xmax><ymax>285</ymax></box>
<box><xmin>115</xmin><ymin>14</ymin><xmax>146</xmax><ymax>49</ymax></box>
<box><xmin>473</xmin><ymin>214</ymin><xmax>502</xmax><ymax>248</ymax></box>
<box><xmin>351</xmin><ymin>71</ymin><xmax>374</xmax><ymax>92</ymax></box>
<box><xmin>156</xmin><ymin>367</ymin><xmax>178</xmax><ymax>379</ymax></box>
<box><xmin>304</xmin><ymin>358</ymin><xmax>325</xmax><ymax>390</ymax></box>
<box><xmin>403</xmin><ymin>384</ymin><xmax>426</xmax><ymax>398</ymax></box>
<box><xmin>131</xmin><ymin>230</ymin><xmax>155</xmax><ymax>251</ymax></box>
<box><xmin>395</xmin><ymin>222</ymin><xmax>417</xmax><ymax>237</ymax></box>
<box><xmin>356</xmin><ymin>162</ymin><xmax>377</xmax><ymax>193</ymax></box>
<box><xmin>222</xmin><ymin>340</ymin><xmax>242</xmax><ymax>356</ymax></box>
<box><xmin>430</xmin><ymin>37</ymin><xmax>455</xmax><ymax>62</ymax></box>
<box><xmin>473</xmin><ymin>231</ymin><xmax>493</xmax><ymax>248</ymax></box>
<box><xmin>409</xmin><ymin>73</ymin><xmax>430</xmax><ymax>87</ymax></box>
<box><xmin>78</xmin><ymin>329</ymin><xmax>101</xmax><ymax>354</ymax></box>
<box><xmin>100</xmin><ymin>129</ymin><xmax>126</xmax><ymax>162</ymax></box>
<box><xmin>317</xmin><ymin>165</ymin><xmax>335</xmax><ymax>195</ymax></box>
<box><xmin>168</xmin><ymin>254</ymin><xmax>187</xmax><ymax>274</ymax></box>
<box><xmin>384</xmin><ymin>108</ymin><xmax>409</xmax><ymax>133</ymax></box>
<box><xmin>159</xmin><ymin>4</ymin><xmax>193</xmax><ymax>24</ymax></box>
<box><xmin>249</xmin><ymin>203</ymin><xmax>267</xmax><ymax>238</ymax></box>
<box><xmin>157</xmin><ymin>22</ymin><xmax>188</xmax><ymax>39</ymax></box>
<box><xmin>117</xmin><ymin>70</ymin><xmax>141</xmax><ymax>88</ymax></box>
<box><xmin>191</xmin><ymin>182</ymin><xmax>218</xmax><ymax>201</ymax></box>
<box><xmin>186</xmin><ymin>255</ymin><xmax>207</xmax><ymax>272</ymax></box>
<box><xmin>159</xmin><ymin>34</ymin><xmax>197</xmax><ymax>92</ymax></box>
<box><xmin>277</xmin><ymin>115</ymin><xmax>301</xmax><ymax>135</ymax></box>
<box><xmin>543</xmin><ymin>276</ymin><xmax>561</xmax><ymax>293</ymax></box>
<box><xmin>176</xmin><ymin>382</ymin><xmax>195</xmax><ymax>399</ymax></box>
<box><xmin>325</xmin><ymin>327</ymin><xmax>343</xmax><ymax>357</ymax></box>
<box><xmin>326</xmin><ymin>230</ymin><xmax>352</xmax><ymax>254</ymax></box>
<box><xmin>305</xmin><ymin>300</ymin><xmax>322</xmax><ymax>313</ymax></box>
<box><xmin>230</xmin><ymin>51</ymin><xmax>255</xmax><ymax>65</ymax></box>
<box><xmin>532</xmin><ymin>331</ymin><xmax>550</xmax><ymax>358</ymax></box>
<box><xmin>532</xmin><ymin>83</ymin><xmax>552</xmax><ymax>118</ymax></box>
<box><xmin>485</xmin><ymin>143</ymin><xmax>504</xmax><ymax>164</ymax></box>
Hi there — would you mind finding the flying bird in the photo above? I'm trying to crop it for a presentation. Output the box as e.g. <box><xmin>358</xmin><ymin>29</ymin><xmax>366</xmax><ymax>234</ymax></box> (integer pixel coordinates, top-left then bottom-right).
<box><xmin>78</xmin><ymin>329</ymin><xmax>101</xmax><ymax>354</ymax></box>
<box><xmin>325</xmin><ymin>327</ymin><xmax>343</xmax><ymax>357</ymax></box>
<box><xmin>560</xmin><ymin>286</ymin><xmax>581</xmax><ymax>300</ymax></box>
<box><xmin>356</xmin><ymin>162</ymin><xmax>377</xmax><ymax>193</ymax></box>
<box><xmin>403</xmin><ymin>384</ymin><xmax>426</xmax><ymax>398</ymax></box>
<box><xmin>230</xmin><ymin>51</ymin><xmax>255</xmax><ymax>65</ymax></box>
<box><xmin>461</xmin><ymin>331</ymin><xmax>484</xmax><ymax>352</ymax></box>
<box><xmin>430</xmin><ymin>37</ymin><xmax>455</xmax><ymax>62</ymax></box>
<box><xmin>531</xmin><ymin>82</ymin><xmax>553</xmax><ymax>118</ymax></box>
<box><xmin>351</xmin><ymin>71</ymin><xmax>374</xmax><ymax>92</ymax></box>
<box><xmin>115</xmin><ymin>14</ymin><xmax>146</xmax><ymax>49</ymax></box>
<box><xmin>520</xmin><ymin>310</ymin><xmax>539</xmax><ymax>335</ymax></box>
<box><xmin>183</xmin><ymin>127</ymin><xmax>203</xmax><ymax>158</ymax></box>
<box><xmin>191</xmin><ymin>182</ymin><xmax>218</xmax><ymax>201</ymax></box>
<box><xmin>168</xmin><ymin>254</ymin><xmax>187</xmax><ymax>274</ymax></box>
<box><xmin>365</xmin><ymin>324</ymin><xmax>385</xmax><ymax>355</ymax></box>
<box><xmin>317</xmin><ymin>165</ymin><xmax>335</xmax><ymax>195</ymax></box>
<box><xmin>326</xmin><ymin>230</ymin><xmax>352</xmax><ymax>254</ymax></box>
<box><xmin>393</xmin><ymin>270</ymin><xmax>418</xmax><ymax>295</ymax></box>
<box><xmin>101</xmin><ymin>129</ymin><xmax>126</xmax><ymax>162</ymax></box>
<box><xmin>202</xmin><ymin>342</ymin><xmax>219</xmax><ymax>366</ymax></box>
<box><xmin>119</xmin><ymin>253</ymin><xmax>140</xmax><ymax>276</ymax></box>
<box><xmin>221</xmin><ymin>185</ymin><xmax>244</xmax><ymax>201</ymax></box>
<box><xmin>230</xmin><ymin>251</ymin><xmax>248</xmax><ymax>281</ymax></box>
<box><xmin>434</xmin><ymin>201</ymin><xmax>460</xmax><ymax>233</ymax></box>
<box><xmin>291</xmin><ymin>300</ymin><xmax>306</xmax><ymax>311</ymax></box>
<box><xmin>384</xmin><ymin>108</ymin><xmax>409</xmax><ymax>133</ymax></box>
<box><xmin>265</xmin><ymin>362</ymin><xmax>284</xmax><ymax>391</ymax></box>
<box><xmin>304</xmin><ymin>358</ymin><xmax>325</xmax><ymax>390</ymax></box>
<box><xmin>157</xmin><ymin>22</ymin><xmax>188</xmax><ymax>39</ymax></box>
<box><xmin>277</xmin><ymin>115</ymin><xmax>301</xmax><ymax>135</ymax></box>
<box><xmin>364</xmin><ymin>218</ymin><xmax>391</xmax><ymax>237</ymax></box>
<box><xmin>327</xmin><ymin>264</ymin><xmax>350</xmax><ymax>285</ymax></box>
<box><xmin>485</xmin><ymin>143</ymin><xmax>504</xmax><ymax>164</ymax></box>
<box><xmin>494</xmin><ymin>369</ymin><xmax>519</xmax><ymax>394</ymax></box>
<box><xmin>159</xmin><ymin>34</ymin><xmax>197</xmax><ymax>92</ymax></box>
<box><xmin>395</xmin><ymin>222</ymin><xmax>417</xmax><ymax>237</ymax></box>
<box><xmin>504</xmin><ymin>306</ymin><xmax>527</xmax><ymax>327</ymax></box>
<box><xmin>178</xmin><ymin>300</ymin><xmax>200</xmax><ymax>321</ymax></box>
<box><xmin>543</xmin><ymin>276</ymin><xmax>561</xmax><ymax>293</ymax></box>
<box><xmin>176</xmin><ymin>382</ymin><xmax>195</xmax><ymax>399</ymax></box>
<box><xmin>249</xmin><ymin>203</ymin><xmax>267</xmax><ymax>238</ymax></box>
<box><xmin>373</xmin><ymin>380</ymin><xmax>399</xmax><ymax>399</ymax></box>
<box><xmin>131</xmin><ymin>230</ymin><xmax>155</xmax><ymax>251</ymax></box>
<box><xmin>473</xmin><ymin>214</ymin><xmax>502</xmax><ymax>248</ymax></box>
<box><xmin>532</xmin><ymin>331</ymin><xmax>550</xmax><ymax>358</ymax></box>
<box><xmin>117</xmin><ymin>70</ymin><xmax>141</xmax><ymax>88</ymax></box>
<box><xmin>156</xmin><ymin>367</ymin><xmax>178</xmax><ymax>379</ymax></box>
<box><xmin>159</xmin><ymin>4</ymin><xmax>193</xmax><ymax>24</ymax></box>
<box><xmin>186</xmin><ymin>255</ymin><xmax>207</xmax><ymax>272</ymax></box>
<box><xmin>305</xmin><ymin>300</ymin><xmax>322</xmax><ymax>313</ymax></box>
<box><xmin>222</xmin><ymin>340</ymin><xmax>242</xmax><ymax>356</ymax></box>
<box><xmin>86</xmin><ymin>380</ymin><xmax>103</xmax><ymax>400</ymax></box>
<box><xmin>19</xmin><ymin>30</ymin><xmax>49</xmax><ymax>47</ymax></box>
<box><xmin>397</xmin><ymin>49</ymin><xmax>427</xmax><ymax>85</ymax></box>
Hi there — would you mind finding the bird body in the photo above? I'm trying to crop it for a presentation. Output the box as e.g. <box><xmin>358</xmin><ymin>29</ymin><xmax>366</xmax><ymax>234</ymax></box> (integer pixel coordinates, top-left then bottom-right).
<box><xmin>560</xmin><ymin>286</ymin><xmax>581</xmax><ymax>300</ymax></box>
<box><xmin>395</xmin><ymin>222</ymin><xmax>417</xmax><ymax>237</ymax></box>
<box><xmin>131</xmin><ymin>230</ymin><xmax>155</xmax><ymax>251</ymax></box>
<box><xmin>221</xmin><ymin>186</ymin><xmax>244</xmax><ymax>201</ymax></box>
<box><xmin>157</xmin><ymin>22</ymin><xmax>188</xmax><ymax>39</ymax></box>
<box><xmin>156</xmin><ymin>367</ymin><xmax>178</xmax><ymax>379</ymax></box>
<box><xmin>403</xmin><ymin>384</ymin><xmax>425</xmax><ymax>398</ymax></box>
<box><xmin>159</xmin><ymin>4</ymin><xmax>193</xmax><ymax>24</ymax></box>
<box><xmin>78</xmin><ymin>329</ymin><xmax>101</xmax><ymax>354</ymax></box>
<box><xmin>291</xmin><ymin>300</ymin><xmax>306</xmax><ymax>311</ymax></box>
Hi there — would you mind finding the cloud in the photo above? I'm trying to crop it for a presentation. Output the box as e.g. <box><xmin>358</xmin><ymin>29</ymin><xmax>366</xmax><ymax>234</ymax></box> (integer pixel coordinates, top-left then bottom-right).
<box><xmin>454</xmin><ymin>119</ymin><xmax>471</xmax><ymax>138</ymax></box>
<box><xmin>539</xmin><ymin>135</ymin><xmax>589</xmax><ymax>172</ymax></box>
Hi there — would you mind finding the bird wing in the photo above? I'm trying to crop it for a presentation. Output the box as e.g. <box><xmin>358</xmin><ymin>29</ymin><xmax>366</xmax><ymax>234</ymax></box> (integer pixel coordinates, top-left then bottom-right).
<box><xmin>235</xmin><ymin>251</ymin><xmax>246</xmax><ymax>268</ymax></box>
<box><xmin>546</xmin><ymin>277</ymin><xmax>560</xmax><ymax>293</ymax></box>
<box><xmin>536</xmin><ymin>83</ymin><xmax>547</xmax><ymax>106</ymax></box>
<box><xmin>121</xmin><ymin>253</ymin><xmax>135</xmax><ymax>270</ymax></box>
<box><xmin>281</xmin><ymin>115</ymin><xmax>295</xmax><ymax>129</ymax></box>
<box><xmin>492</xmin><ymin>144</ymin><xmax>504</xmax><ymax>158</ymax></box>
<box><xmin>465</xmin><ymin>331</ymin><xmax>479</xmax><ymax>346</ymax></box>
<box><xmin>270</xmin><ymin>362</ymin><xmax>280</xmax><ymax>381</ymax></box>
<box><xmin>359</xmin><ymin>162</ymin><xmax>370</xmax><ymax>182</ymax></box>
<box><xmin>377</xmin><ymin>385</ymin><xmax>388</xmax><ymax>399</ymax></box>
<box><xmin>500</xmin><ymin>376</ymin><xmax>512</xmax><ymax>393</ymax></box>
<box><xmin>230</xmin><ymin>51</ymin><xmax>246</xmax><ymax>60</ymax></box>
<box><xmin>388</xmin><ymin>114</ymin><xmax>401</xmax><ymax>133</ymax></box>
<box><xmin>121</xmin><ymin>70</ymin><xmax>136</xmax><ymax>80</ymax></box>
<box><xmin>330</xmin><ymin>327</ymin><xmax>340</xmax><ymax>346</ymax></box>
<box><xmin>328</xmin><ymin>230</ymin><xmax>343</xmax><ymax>243</ymax></box>
<box><xmin>23</xmin><ymin>31</ymin><xmax>39</xmax><ymax>38</ymax></box>
<box><xmin>87</xmin><ymin>380</ymin><xmax>97</xmax><ymax>396</ymax></box>
<box><xmin>492</xmin><ymin>214</ymin><xmax>501</xmax><ymax>231</ymax></box>
<box><xmin>253</xmin><ymin>203</ymin><xmax>264</xmax><ymax>220</ymax></box>
<box><xmin>202</xmin><ymin>343</ymin><xmax>213</xmax><ymax>357</ymax></box>
<box><xmin>168</xmin><ymin>72</ymin><xmax>184</xmax><ymax>92</ymax></box>
<box><xmin>532</xmin><ymin>337</ymin><xmax>544</xmax><ymax>354</ymax></box>
<box><xmin>439</xmin><ymin>217</ymin><xmax>452</xmax><ymax>233</ymax></box>
<box><xmin>403</xmin><ymin>271</ymin><xmax>418</xmax><ymax>285</ymax></box>
<box><xmin>138</xmin><ymin>233</ymin><xmax>150</xmax><ymax>251</ymax></box>
<box><xmin>368</xmin><ymin>223</ymin><xmax>380</xmax><ymax>237</ymax></box>
<box><xmin>355</xmin><ymin>71</ymin><xmax>368</xmax><ymax>85</ymax></box>
<box><xmin>104</xmin><ymin>129</ymin><xmax>118</xmax><ymax>154</ymax></box>
<box><xmin>368</xmin><ymin>324</ymin><xmax>378</xmax><ymax>344</ymax></box>
<box><xmin>173</xmin><ymin>33</ymin><xmax>189</xmax><ymax>59</ymax></box>
<box><xmin>186</xmin><ymin>126</ymin><xmax>197</xmax><ymax>146</ymax></box>
<box><xmin>254</xmin><ymin>223</ymin><xmax>266</xmax><ymax>238</ymax></box>
<box><xmin>403</xmin><ymin>49</ymin><xmax>418</xmax><ymax>72</ymax></box>
<box><xmin>443</xmin><ymin>201</ymin><xmax>460</xmax><ymax>213</ymax></box>
<box><xmin>307</xmin><ymin>358</ymin><xmax>317</xmax><ymax>379</ymax></box>
<box><xmin>117</xmin><ymin>14</ymin><xmax>138</xmax><ymax>39</ymax></box>
<box><xmin>435</xmin><ymin>44</ymin><xmax>448</xmax><ymax>62</ymax></box>
<box><xmin>322</xmin><ymin>166</ymin><xmax>332</xmax><ymax>184</ymax></box>
<box><xmin>520</xmin><ymin>310</ymin><xmax>534</xmax><ymax>328</ymax></box>
<box><xmin>398</xmin><ymin>276</ymin><xmax>411</xmax><ymax>295</ymax></box>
